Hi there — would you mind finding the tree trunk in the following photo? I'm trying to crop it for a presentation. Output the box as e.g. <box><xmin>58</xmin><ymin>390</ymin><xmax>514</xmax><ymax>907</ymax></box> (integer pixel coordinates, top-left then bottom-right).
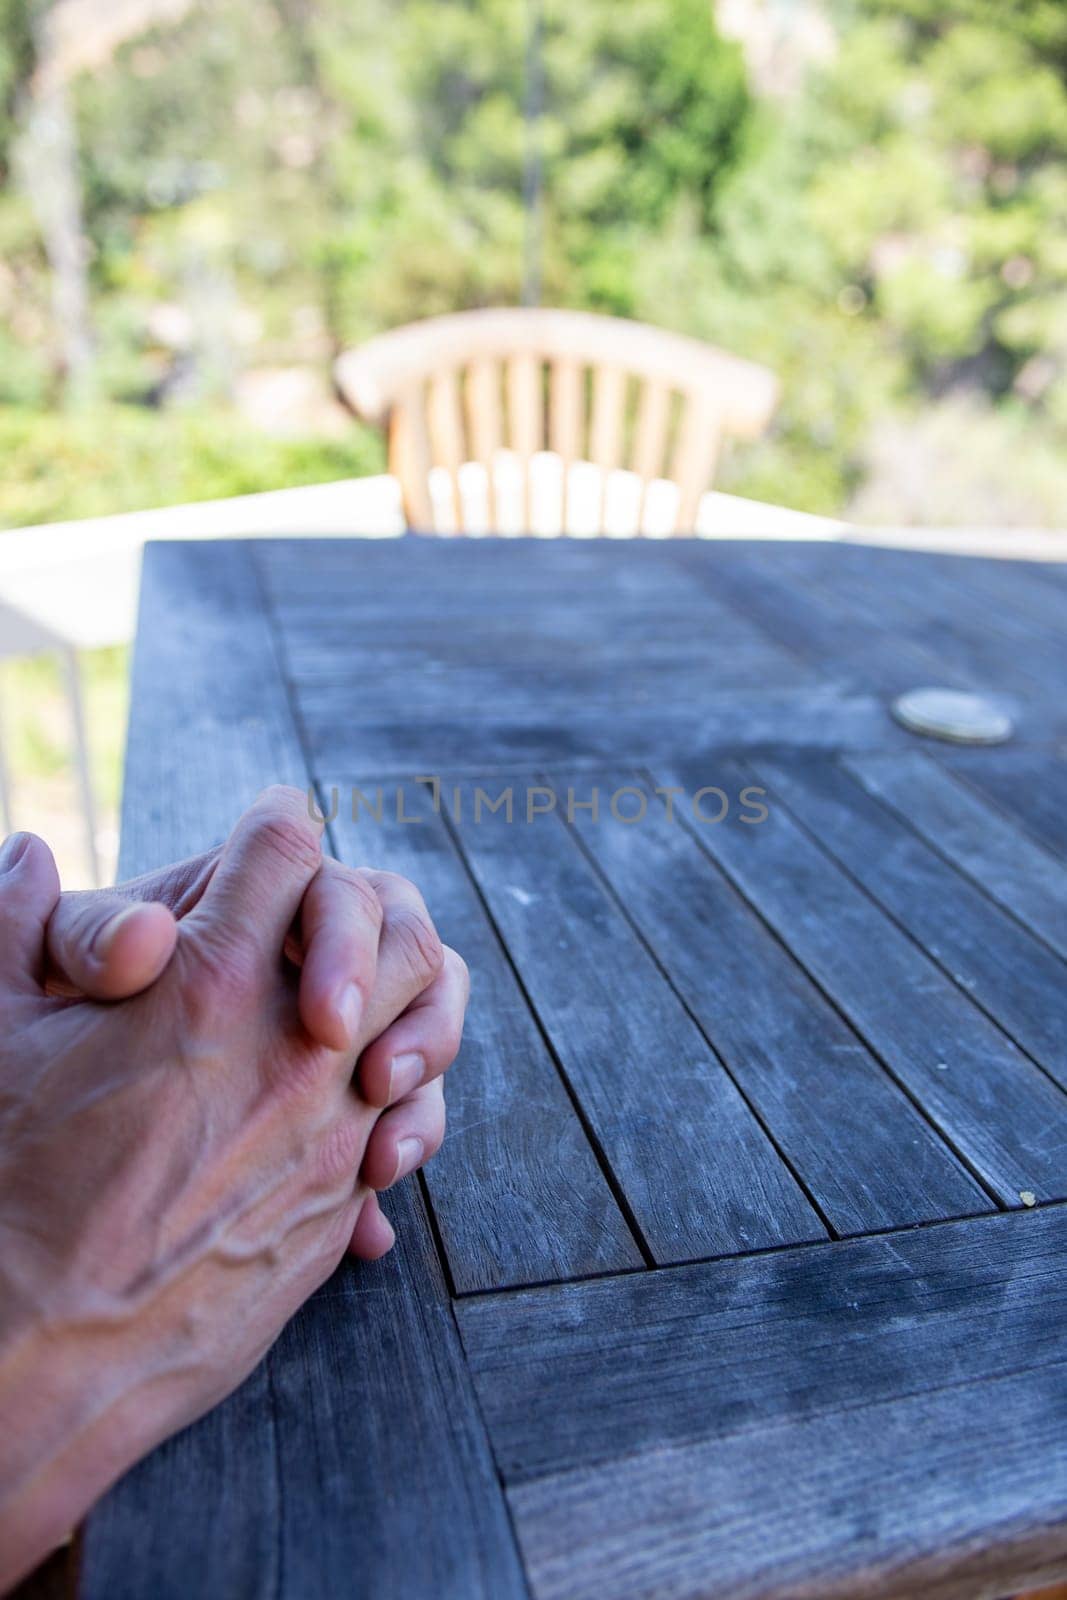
<box><xmin>18</xmin><ymin>3</ymin><xmax>94</xmax><ymax>403</ymax></box>
<box><xmin>16</xmin><ymin>0</ymin><xmax>198</xmax><ymax>404</ymax></box>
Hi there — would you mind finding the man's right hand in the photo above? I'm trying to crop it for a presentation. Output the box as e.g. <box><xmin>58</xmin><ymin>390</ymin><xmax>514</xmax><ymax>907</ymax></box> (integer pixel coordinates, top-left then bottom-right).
<box><xmin>0</xmin><ymin>787</ymin><xmax>463</xmax><ymax>1591</ymax></box>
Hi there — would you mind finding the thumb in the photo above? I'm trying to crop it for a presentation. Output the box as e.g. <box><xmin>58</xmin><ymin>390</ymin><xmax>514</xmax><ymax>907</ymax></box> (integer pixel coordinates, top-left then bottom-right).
<box><xmin>0</xmin><ymin>833</ymin><xmax>61</xmax><ymax>991</ymax></box>
<box><xmin>46</xmin><ymin>888</ymin><xmax>178</xmax><ymax>1000</ymax></box>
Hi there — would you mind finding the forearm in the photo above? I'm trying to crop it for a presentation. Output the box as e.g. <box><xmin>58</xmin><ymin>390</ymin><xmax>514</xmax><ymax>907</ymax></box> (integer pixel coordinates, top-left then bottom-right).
<box><xmin>0</xmin><ymin>1320</ymin><xmax>160</xmax><ymax>1593</ymax></box>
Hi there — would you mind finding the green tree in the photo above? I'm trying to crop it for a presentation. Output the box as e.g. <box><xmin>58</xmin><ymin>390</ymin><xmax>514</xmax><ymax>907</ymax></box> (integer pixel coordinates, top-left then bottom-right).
<box><xmin>6</xmin><ymin>0</ymin><xmax>1067</xmax><ymax>527</ymax></box>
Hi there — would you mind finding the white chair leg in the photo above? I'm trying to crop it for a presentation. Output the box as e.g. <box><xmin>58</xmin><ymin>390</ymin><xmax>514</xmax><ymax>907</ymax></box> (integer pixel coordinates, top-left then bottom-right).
<box><xmin>63</xmin><ymin>646</ymin><xmax>100</xmax><ymax>887</ymax></box>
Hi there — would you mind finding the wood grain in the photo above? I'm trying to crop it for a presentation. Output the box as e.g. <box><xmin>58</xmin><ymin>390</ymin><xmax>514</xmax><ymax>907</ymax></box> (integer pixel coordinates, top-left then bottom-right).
<box><xmin>846</xmin><ymin>750</ymin><xmax>1067</xmax><ymax>965</ymax></box>
<box><xmin>941</xmin><ymin>746</ymin><xmax>1067</xmax><ymax>863</ymax></box>
<box><xmin>458</xmin><ymin>1204</ymin><xmax>1067</xmax><ymax>1483</ymax></box>
<box><xmin>670</xmin><ymin>752</ymin><xmax>1067</xmax><ymax>1206</ymax></box>
<box><xmin>669</xmin><ymin>540</ymin><xmax>980</xmax><ymax>699</ymax></box>
<box><xmin>509</xmin><ymin>1360</ymin><xmax>1067</xmax><ymax>1600</ymax></box>
<box><xmin>572</xmin><ymin>769</ymin><xmax>988</xmax><ymax>1235</ymax></box>
<box><xmin>677</xmin><ymin>540</ymin><xmax>1067</xmax><ymax>740</ymax></box>
<box><xmin>461</xmin><ymin>1207</ymin><xmax>1067</xmax><ymax>1599</ymax></box>
<box><xmin>753</xmin><ymin>541</ymin><xmax>1063</xmax><ymax>716</ymax></box>
<box><xmin>450</xmin><ymin>780</ymin><xmax>824</xmax><ymax>1263</ymax></box>
<box><xmin>258</xmin><ymin>539</ymin><xmax>930</xmax><ymax>775</ymax></box>
<box><xmin>760</xmin><ymin>753</ymin><xmax>1067</xmax><ymax>1095</ymax></box>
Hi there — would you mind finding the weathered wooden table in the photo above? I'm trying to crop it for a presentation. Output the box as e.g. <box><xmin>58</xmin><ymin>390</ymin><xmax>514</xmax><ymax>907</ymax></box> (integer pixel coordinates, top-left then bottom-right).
<box><xmin>80</xmin><ymin>536</ymin><xmax>1067</xmax><ymax>1599</ymax></box>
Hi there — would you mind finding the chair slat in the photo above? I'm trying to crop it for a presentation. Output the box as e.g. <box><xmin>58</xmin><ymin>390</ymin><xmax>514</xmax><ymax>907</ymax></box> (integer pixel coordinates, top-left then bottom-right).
<box><xmin>633</xmin><ymin>379</ymin><xmax>672</xmax><ymax>536</ymax></box>
<box><xmin>390</xmin><ymin>389</ymin><xmax>434</xmax><ymax>532</ymax></box>
<box><xmin>590</xmin><ymin>365</ymin><xmax>625</xmax><ymax>474</ymax></box>
<box><xmin>467</xmin><ymin>360</ymin><xmax>501</xmax><ymax>459</ymax></box>
<box><xmin>632</xmin><ymin>379</ymin><xmax>671</xmax><ymax>482</ymax></box>
<box><xmin>549</xmin><ymin>359</ymin><xmax>583</xmax><ymax>458</ymax></box>
<box><xmin>549</xmin><ymin>359</ymin><xmax>582</xmax><ymax>530</ymax></box>
<box><xmin>467</xmin><ymin>360</ymin><xmax>501</xmax><ymax>529</ymax></box>
<box><xmin>508</xmin><ymin>353</ymin><xmax>542</xmax><ymax>531</ymax></box>
<box><xmin>508</xmin><ymin>353</ymin><xmax>542</xmax><ymax>457</ymax></box>
<box><xmin>590</xmin><ymin>365</ymin><xmax>626</xmax><ymax>532</ymax></box>
<box><xmin>428</xmin><ymin>369</ymin><xmax>465</xmax><ymax>533</ymax></box>
<box><xmin>671</xmin><ymin>392</ymin><xmax>721</xmax><ymax>534</ymax></box>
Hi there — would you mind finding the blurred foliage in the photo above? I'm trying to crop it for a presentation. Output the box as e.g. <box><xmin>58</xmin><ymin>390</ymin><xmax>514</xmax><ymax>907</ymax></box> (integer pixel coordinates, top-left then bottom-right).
<box><xmin>2</xmin><ymin>0</ymin><xmax>1067</xmax><ymax>525</ymax></box>
<box><xmin>0</xmin><ymin>643</ymin><xmax>127</xmax><ymax>805</ymax></box>
<box><xmin>0</xmin><ymin>406</ymin><xmax>383</xmax><ymax>527</ymax></box>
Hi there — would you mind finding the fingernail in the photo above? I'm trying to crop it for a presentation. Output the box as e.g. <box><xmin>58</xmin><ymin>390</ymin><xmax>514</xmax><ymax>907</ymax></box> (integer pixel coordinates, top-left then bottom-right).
<box><xmin>338</xmin><ymin>983</ymin><xmax>362</xmax><ymax>1041</ymax></box>
<box><xmin>90</xmin><ymin>904</ymin><xmax>139</xmax><ymax>960</ymax></box>
<box><xmin>393</xmin><ymin>1137</ymin><xmax>424</xmax><ymax>1185</ymax></box>
<box><xmin>0</xmin><ymin>833</ymin><xmax>30</xmax><ymax>873</ymax></box>
<box><xmin>387</xmin><ymin>1052</ymin><xmax>423</xmax><ymax>1102</ymax></box>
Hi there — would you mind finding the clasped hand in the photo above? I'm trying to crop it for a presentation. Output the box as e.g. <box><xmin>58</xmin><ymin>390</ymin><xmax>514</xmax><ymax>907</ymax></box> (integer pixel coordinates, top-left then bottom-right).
<box><xmin>0</xmin><ymin>786</ymin><xmax>467</xmax><ymax>1590</ymax></box>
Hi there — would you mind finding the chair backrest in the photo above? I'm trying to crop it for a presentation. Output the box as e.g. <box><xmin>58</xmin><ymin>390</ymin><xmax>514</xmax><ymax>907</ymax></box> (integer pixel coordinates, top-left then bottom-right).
<box><xmin>335</xmin><ymin>308</ymin><xmax>779</xmax><ymax>536</ymax></box>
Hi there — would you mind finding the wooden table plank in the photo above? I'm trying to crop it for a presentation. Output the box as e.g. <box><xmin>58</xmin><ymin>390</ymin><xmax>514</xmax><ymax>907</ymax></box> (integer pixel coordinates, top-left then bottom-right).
<box><xmin>460</xmin><ymin>1207</ymin><xmax>1067</xmax><ymax>1600</ymax></box>
<box><xmin>457</xmin><ymin>1205</ymin><xmax>1067</xmax><ymax>1483</ymax></box>
<box><xmin>669</xmin><ymin>542</ymin><xmax>985</xmax><ymax>699</ymax></box>
<box><xmin>450</xmin><ymin>783</ymin><xmax>825</xmax><ymax>1262</ymax></box>
<box><xmin>79</xmin><ymin>543</ymin><xmax>529</xmax><ymax>1600</ymax></box>
<box><xmin>270</xmin><ymin>592</ymin><xmax>807</xmax><ymax>669</ymax></box>
<box><xmin>941</xmin><ymin>746</ymin><xmax>1067</xmax><ymax>863</ymax></box>
<box><xmin>839</xmin><ymin>549</ymin><xmax>1066</xmax><ymax>706</ymax></box>
<box><xmin>569</xmin><ymin>768</ymin><xmax>989</xmax><ymax>1235</ymax></box>
<box><xmin>758</xmin><ymin>754</ymin><xmax>1067</xmax><ymax>1095</ymax></box>
<box><xmin>262</xmin><ymin>537</ymin><xmax>921</xmax><ymax>771</ymax></box>
<box><xmin>293</xmin><ymin>682</ymin><xmax>912</xmax><ymax>773</ymax></box>
<box><xmin>922</xmin><ymin>550</ymin><xmax>1067</xmax><ymax>650</ymax></box>
<box><xmin>671</xmin><ymin>753</ymin><xmax>1067</xmax><ymax>1206</ymax></box>
<box><xmin>261</xmin><ymin>536</ymin><xmax>813</xmax><ymax>686</ymax></box>
<box><xmin>508</xmin><ymin>1360</ymin><xmax>1067</xmax><ymax>1600</ymax></box>
<box><xmin>326</xmin><ymin>778</ymin><xmax>644</xmax><ymax>1292</ymax></box>
<box><xmin>846</xmin><ymin>751</ymin><xmax>1067</xmax><ymax>966</ymax></box>
<box><xmin>740</xmin><ymin>542</ymin><xmax>1063</xmax><ymax>719</ymax></box>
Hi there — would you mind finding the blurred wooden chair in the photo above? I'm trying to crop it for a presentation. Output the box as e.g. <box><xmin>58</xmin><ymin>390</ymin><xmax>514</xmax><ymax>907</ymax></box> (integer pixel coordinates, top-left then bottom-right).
<box><xmin>335</xmin><ymin>308</ymin><xmax>778</xmax><ymax>537</ymax></box>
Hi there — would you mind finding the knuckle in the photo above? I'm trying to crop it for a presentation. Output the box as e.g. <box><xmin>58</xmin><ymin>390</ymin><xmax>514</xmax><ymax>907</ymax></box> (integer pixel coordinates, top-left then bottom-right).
<box><xmin>330</xmin><ymin>863</ymin><xmax>384</xmax><ymax>927</ymax></box>
<box><xmin>427</xmin><ymin>1103</ymin><xmax>447</xmax><ymax>1157</ymax></box>
<box><xmin>435</xmin><ymin>952</ymin><xmax>469</xmax><ymax>1057</ymax></box>
<box><xmin>387</xmin><ymin>905</ymin><xmax>444</xmax><ymax>987</ymax></box>
<box><xmin>64</xmin><ymin>894</ymin><xmax>124</xmax><ymax>958</ymax></box>
<box><xmin>441</xmin><ymin>1022</ymin><xmax>465</xmax><ymax>1068</ymax></box>
<box><xmin>260</xmin><ymin>783</ymin><xmax>314</xmax><ymax>815</ymax></box>
<box><xmin>0</xmin><ymin>834</ymin><xmax>57</xmax><ymax>908</ymax></box>
<box><xmin>367</xmin><ymin>869</ymin><xmax>406</xmax><ymax>895</ymax></box>
<box><xmin>250</xmin><ymin>811</ymin><xmax>322</xmax><ymax>876</ymax></box>
<box><xmin>21</xmin><ymin>833</ymin><xmax>55</xmax><ymax>875</ymax></box>
<box><xmin>435</xmin><ymin>1012</ymin><xmax>466</xmax><ymax>1068</ymax></box>
<box><xmin>445</xmin><ymin>947</ymin><xmax>471</xmax><ymax>999</ymax></box>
